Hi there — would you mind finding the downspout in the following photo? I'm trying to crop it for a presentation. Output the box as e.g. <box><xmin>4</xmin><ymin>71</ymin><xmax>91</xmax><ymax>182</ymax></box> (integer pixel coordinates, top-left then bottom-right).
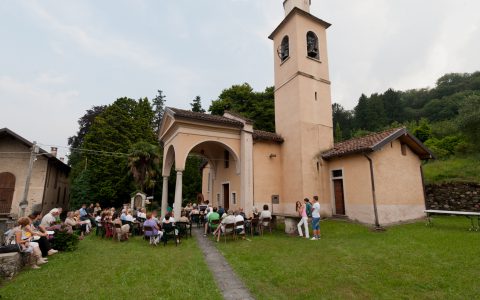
<box><xmin>363</xmin><ymin>153</ymin><xmax>382</xmax><ymax>229</ymax></box>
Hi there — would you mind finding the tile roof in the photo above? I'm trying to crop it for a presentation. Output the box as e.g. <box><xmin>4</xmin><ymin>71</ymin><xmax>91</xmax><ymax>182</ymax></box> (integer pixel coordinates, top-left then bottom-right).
<box><xmin>252</xmin><ymin>130</ymin><xmax>284</xmax><ymax>143</ymax></box>
<box><xmin>322</xmin><ymin>127</ymin><xmax>405</xmax><ymax>159</ymax></box>
<box><xmin>167</xmin><ymin>107</ymin><xmax>244</xmax><ymax>128</ymax></box>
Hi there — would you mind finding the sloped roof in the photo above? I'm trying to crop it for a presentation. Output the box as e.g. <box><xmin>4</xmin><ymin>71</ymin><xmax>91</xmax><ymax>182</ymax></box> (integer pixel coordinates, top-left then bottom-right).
<box><xmin>166</xmin><ymin>107</ymin><xmax>244</xmax><ymax>128</ymax></box>
<box><xmin>321</xmin><ymin>127</ymin><xmax>434</xmax><ymax>160</ymax></box>
<box><xmin>253</xmin><ymin>130</ymin><xmax>284</xmax><ymax>143</ymax></box>
<box><xmin>0</xmin><ymin>128</ymin><xmax>70</xmax><ymax>169</ymax></box>
<box><xmin>269</xmin><ymin>7</ymin><xmax>331</xmax><ymax>40</ymax></box>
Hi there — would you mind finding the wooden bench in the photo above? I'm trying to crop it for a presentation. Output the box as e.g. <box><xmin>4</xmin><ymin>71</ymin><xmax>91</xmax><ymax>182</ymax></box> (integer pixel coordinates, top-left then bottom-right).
<box><xmin>424</xmin><ymin>210</ymin><xmax>480</xmax><ymax>231</ymax></box>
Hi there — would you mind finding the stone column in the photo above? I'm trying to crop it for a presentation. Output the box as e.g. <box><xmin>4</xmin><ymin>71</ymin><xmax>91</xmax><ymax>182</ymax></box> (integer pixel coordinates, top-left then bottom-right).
<box><xmin>240</xmin><ymin>124</ymin><xmax>254</xmax><ymax>217</ymax></box>
<box><xmin>161</xmin><ymin>176</ymin><xmax>169</xmax><ymax>218</ymax></box>
<box><xmin>173</xmin><ymin>171</ymin><xmax>183</xmax><ymax>219</ymax></box>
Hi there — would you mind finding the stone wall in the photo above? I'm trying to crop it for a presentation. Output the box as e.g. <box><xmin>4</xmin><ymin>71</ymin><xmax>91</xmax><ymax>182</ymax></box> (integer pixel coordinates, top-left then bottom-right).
<box><xmin>425</xmin><ymin>183</ymin><xmax>480</xmax><ymax>212</ymax></box>
<box><xmin>0</xmin><ymin>252</ymin><xmax>26</xmax><ymax>280</ymax></box>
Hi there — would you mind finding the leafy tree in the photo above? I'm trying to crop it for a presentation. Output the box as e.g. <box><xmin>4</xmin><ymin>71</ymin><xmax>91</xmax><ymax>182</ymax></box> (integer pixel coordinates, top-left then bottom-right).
<box><xmin>332</xmin><ymin>103</ymin><xmax>354</xmax><ymax>140</ymax></box>
<box><xmin>70</xmin><ymin>97</ymin><xmax>157</xmax><ymax>207</ymax></box>
<box><xmin>353</xmin><ymin>94</ymin><xmax>369</xmax><ymax>130</ymax></box>
<box><xmin>456</xmin><ymin>94</ymin><xmax>480</xmax><ymax>149</ymax></box>
<box><xmin>412</xmin><ymin>118</ymin><xmax>432</xmax><ymax>142</ymax></box>
<box><xmin>128</xmin><ymin>141</ymin><xmax>161</xmax><ymax>192</ymax></box>
<box><xmin>209</xmin><ymin>83</ymin><xmax>275</xmax><ymax>132</ymax></box>
<box><xmin>383</xmin><ymin>88</ymin><xmax>404</xmax><ymax>123</ymax></box>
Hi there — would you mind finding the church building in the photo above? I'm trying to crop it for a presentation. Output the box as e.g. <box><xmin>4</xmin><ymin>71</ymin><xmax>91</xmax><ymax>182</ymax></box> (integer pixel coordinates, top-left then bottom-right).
<box><xmin>158</xmin><ymin>0</ymin><xmax>433</xmax><ymax>228</ymax></box>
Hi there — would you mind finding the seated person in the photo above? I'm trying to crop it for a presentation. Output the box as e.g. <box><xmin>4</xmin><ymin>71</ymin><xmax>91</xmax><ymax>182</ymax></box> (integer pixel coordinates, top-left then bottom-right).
<box><xmin>65</xmin><ymin>211</ymin><xmax>88</xmax><ymax>239</ymax></box>
<box><xmin>162</xmin><ymin>213</ymin><xmax>179</xmax><ymax>243</ymax></box>
<box><xmin>27</xmin><ymin>211</ymin><xmax>58</xmax><ymax>257</ymax></box>
<box><xmin>143</xmin><ymin>212</ymin><xmax>162</xmax><ymax>244</ymax></box>
<box><xmin>259</xmin><ymin>204</ymin><xmax>272</xmax><ymax>227</ymax></box>
<box><xmin>177</xmin><ymin>211</ymin><xmax>190</xmax><ymax>225</ymax></box>
<box><xmin>113</xmin><ymin>213</ymin><xmax>130</xmax><ymax>241</ymax></box>
<box><xmin>215</xmin><ymin>210</ymin><xmax>236</xmax><ymax>242</ymax></box>
<box><xmin>137</xmin><ymin>208</ymin><xmax>147</xmax><ymax>221</ymax></box>
<box><xmin>234</xmin><ymin>210</ymin><xmax>245</xmax><ymax>235</ymax></box>
<box><xmin>40</xmin><ymin>208</ymin><xmax>60</xmax><ymax>229</ymax></box>
<box><xmin>12</xmin><ymin>217</ymin><xmax>48</xmax><ymax>269</ymax></box>
<box><xmin>204</xmin><ymin>207</ymin><xmax>220</xmax><ymax>237</ymax></box>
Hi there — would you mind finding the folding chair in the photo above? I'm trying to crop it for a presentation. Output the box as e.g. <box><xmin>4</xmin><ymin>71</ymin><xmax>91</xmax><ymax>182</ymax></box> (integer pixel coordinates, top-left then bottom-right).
<box><xmin>143</xmin><ymin>226</ymin><xmax>160</xmax><ymax>246</ymax></box>
<box><xmin>223</xmin><ymin>222</ymin><xmax>236</xmax><ymax>243</ymax></box>
<box><xmin>234</xmin><ymin>221</ymin><xmax>246</xmax><ymax>240</ymax></box>
<box><xmin>176</xmin><ymin>222</ymin><xmax>191</xmax><ymax>239</ymax></box>
<box><xmin>162</xmin><ymin>223</ymin><xmax>179</xmax><ymax>246</ymax></box>
<box><xmin>260</xmin><ymin>217</ymin><xmax>272</xmax><ymax>235</ymax></box>
<box><xmin>250</xmin><ymin>218</ymin><xmax>259</xmax><ymax>237</ymax></box>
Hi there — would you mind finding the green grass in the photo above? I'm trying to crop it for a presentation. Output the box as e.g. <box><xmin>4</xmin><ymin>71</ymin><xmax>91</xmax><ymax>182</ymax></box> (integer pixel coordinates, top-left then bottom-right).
<box><xmin>216</xmin><ymin>217</ymin><xmax>480</xmax><ymax>300</ymax></box>
<box><xmin>423</xmin><ymin>154</ymin><xmax>480</xmax><ymax>184</ymax></box>
<box><xmin>0</xmin><ymin>235</ymin><xmax>222</xmax><ymax>300</ymax></box>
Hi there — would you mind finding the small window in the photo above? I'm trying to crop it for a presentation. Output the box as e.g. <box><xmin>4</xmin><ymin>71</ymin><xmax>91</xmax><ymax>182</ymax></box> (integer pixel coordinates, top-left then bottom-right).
<box><xmin>217</xmin><ymin>194</ymin><xmax>220</xmax><ymax>205</ymax></box>
<box><xmin>332</xmin><ymin>170</ymin><xmax>343</xmax><ymax>178</ymax></box>
<box><xmin>315</xmin><ymin>91</ymin><xmax>317</xmax><ymax>101</ymax></box>
<box><xmin>401</xmin><ymin>143</ymin><xmax>407</xmax><ymax>156</ymax></box>
<box><xmin>232</xmin><ymin>192</ymin><xmax>236</xmax><ymax>205</ymax></box>
<box><xmin>278</xmin><ymin>35</ymin><xmax>290</xmax><ymax>62</ymax></box>
<box><xmin>224</xmin><ymin>150</ymin><xmax>229</xmax><ymax>168</ymax></box>
<box><xmin>306</xmin><ymin>31</ymin><xmax>319</xmax><ymax>59</ymax></box>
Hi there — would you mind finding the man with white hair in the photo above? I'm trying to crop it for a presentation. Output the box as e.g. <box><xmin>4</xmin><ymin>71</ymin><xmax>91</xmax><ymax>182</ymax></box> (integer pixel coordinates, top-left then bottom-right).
<box><xmin>40</xmin><ymin>208</ymin><xmax>59</xmax><ymax>228</ymax></box>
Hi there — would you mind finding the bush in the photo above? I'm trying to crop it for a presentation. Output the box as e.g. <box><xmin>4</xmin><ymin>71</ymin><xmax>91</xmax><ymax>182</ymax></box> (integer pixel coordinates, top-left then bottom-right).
<box><xmin>51</xmin><ymin>227</ymin><xmax>80</xmax><ymax>252</ymax></box>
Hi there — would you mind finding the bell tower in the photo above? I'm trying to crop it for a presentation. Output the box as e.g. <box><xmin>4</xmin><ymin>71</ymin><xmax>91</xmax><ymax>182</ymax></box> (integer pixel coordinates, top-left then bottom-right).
<box><xmin>269</xmin><ymin>0</ymin><xmax>333</xmax><ymax>206</ymax></box>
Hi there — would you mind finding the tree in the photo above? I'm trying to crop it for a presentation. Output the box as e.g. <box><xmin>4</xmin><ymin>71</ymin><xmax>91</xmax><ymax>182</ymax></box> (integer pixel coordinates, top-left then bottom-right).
<box><xmin>332</xmin><ymin>103</ymin><xmax>354</xmax><ymax>139</ymax></box>
<box><xmin>152</xmin><ymin>90</ymin><xmax>167</xmax><ymax>134</ymax></box>
<box><xmin>456</xmin><ymin>94</ymin><xmax>480</xmax><ymax>149</ymax></box>
<box><xmin>334</xmin><ymin>122</ymin><xmax>343</xmax><ymax>142</ymax></box>
<box><xmin>412</xmin><ymin>118</ymin><xmax>432</xmax><ymax>142</ymax></box>
<box><xmin>190</xmin><ymin>96</ymin><xmax>205</xmax><ymax>113</ymax></box>
<box><xmin>70</xmin><ymin>97</ymin><xmax>157</xmax><ymax>207</ymax></box>
<box><xmin>383</xmin><ymin>88</ymin><xmax>404</xmax><ymax>123</ymax></box>
<box><xmin>128</xmin><ymin>141</ymin><xmax>161</xmax><ymax>192</ymax></box>
<box><xmin>209</xmin><ymin>83</ymin><xmax>275</xmax><ymax>132</ymax></box>
<box><xmin>354</xmin><ymin>94</ymin><xmax>369</xmax><ymax>130</ymax></box>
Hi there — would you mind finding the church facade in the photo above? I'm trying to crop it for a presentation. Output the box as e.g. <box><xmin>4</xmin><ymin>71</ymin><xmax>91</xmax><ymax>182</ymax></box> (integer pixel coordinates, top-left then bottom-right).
<box><xmin>158</xmin><ymin>0</ymin><xmax>433</xmax><ymax>227</ymax></box>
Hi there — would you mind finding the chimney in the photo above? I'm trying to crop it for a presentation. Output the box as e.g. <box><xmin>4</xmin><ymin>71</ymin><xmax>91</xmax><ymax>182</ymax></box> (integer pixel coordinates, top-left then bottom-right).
<box><xmin>283</xmin><ymin>0</ymin><xmax>311</xmax><ymax>16</ymax></box>
<box><xmin>50</xmin><ymin>147</ymin><xmax>58</xmax><ymax>157</ymax></box>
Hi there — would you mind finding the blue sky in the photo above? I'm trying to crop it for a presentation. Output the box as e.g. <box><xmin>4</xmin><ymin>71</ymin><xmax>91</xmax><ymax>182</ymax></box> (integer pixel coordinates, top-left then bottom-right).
<box><xmin>1</xmin><ymin>0</ymin><xmax>479</xmax><ymax>159</ymax></box>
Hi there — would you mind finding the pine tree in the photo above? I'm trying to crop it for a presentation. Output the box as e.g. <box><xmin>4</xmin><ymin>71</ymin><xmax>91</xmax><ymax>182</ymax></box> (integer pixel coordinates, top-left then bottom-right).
<box><xmin>152</xmin><ymin>90</ymin><xmax>166</xmax><ymax>134</ymax></box>
<box><xmin>190</xmin><ymin>96</ymin><xmax>205</xmax><ymax>113</ymax></box>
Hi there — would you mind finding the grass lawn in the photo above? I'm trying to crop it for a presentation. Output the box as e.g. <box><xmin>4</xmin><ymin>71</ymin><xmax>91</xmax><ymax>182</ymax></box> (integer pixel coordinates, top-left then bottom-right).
<box><xmin>423</xmin><ymin>154</ymin><xmax>480</xmax><ymax>184</ymax></box>
<box><xmin>217</xmin><ymin>217</ymin><xmax>480</xmax><ymax>299</ymax></box>
<box><xmin>0</xmin><ymin>235</ymin><xmax>222</xmax><ymax>300</ymax></box>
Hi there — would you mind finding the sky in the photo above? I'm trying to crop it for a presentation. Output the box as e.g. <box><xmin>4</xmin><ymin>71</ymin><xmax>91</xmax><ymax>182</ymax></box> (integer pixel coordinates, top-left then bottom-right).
<box><xmin>1</xmin><ymin>0</ymin><xmax>479</xmax><ymax>159</ymax></box>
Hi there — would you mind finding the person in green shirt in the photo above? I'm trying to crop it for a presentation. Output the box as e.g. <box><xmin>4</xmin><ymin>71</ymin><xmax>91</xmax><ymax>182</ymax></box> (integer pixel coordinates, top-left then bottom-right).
<box><xmin>204</xmin><ymin>207</ymin><xmax>220</xmax><ymax>237</ymax></box>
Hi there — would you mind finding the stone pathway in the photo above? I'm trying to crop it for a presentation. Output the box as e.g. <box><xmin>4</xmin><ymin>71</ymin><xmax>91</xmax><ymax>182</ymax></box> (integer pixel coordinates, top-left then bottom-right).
<box><xmin>192</xmin><ymin>227</ymin><xmax>255</xmax><ymax>300</ymax></box>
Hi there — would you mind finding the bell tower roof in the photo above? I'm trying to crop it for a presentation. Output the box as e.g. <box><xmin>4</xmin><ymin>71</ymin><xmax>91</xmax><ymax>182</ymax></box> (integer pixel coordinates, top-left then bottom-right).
<box><xmin>268</xmin><ymin>7</ymin><xmax>331</xmax><ymax>40</ymax></box>
<box><xmin>283</xmin><ymin>0</ymin><xmax>311</xmax><ymax>15</ymax></box>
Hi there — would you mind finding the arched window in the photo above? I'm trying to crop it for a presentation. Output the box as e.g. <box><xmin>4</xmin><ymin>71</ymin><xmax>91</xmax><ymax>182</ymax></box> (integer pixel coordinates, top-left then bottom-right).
<box><xmin>306</xmin><ymin>31</ymin><xmax>319</xmax><ymax>59</ymax></box>
<box><xmin>278</xmin><ymin>35</ymin><xmax>289</xmax><ymax>62</ymax></box>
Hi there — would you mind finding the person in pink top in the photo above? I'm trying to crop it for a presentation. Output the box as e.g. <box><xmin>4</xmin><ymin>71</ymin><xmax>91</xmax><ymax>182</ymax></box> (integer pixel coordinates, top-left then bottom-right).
<box><xmin>296</xmin><ymin>200</ymin><xmax>309</xmax><ymax>239</ymax></box>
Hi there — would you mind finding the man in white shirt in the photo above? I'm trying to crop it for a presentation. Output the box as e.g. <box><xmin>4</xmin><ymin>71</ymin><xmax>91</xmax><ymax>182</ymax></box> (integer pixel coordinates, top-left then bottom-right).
<box><xmin>234</xmin><ymin>211</ymin><xmax>245</xmax><ymax>235</ymax></box>
<box><xmin>40</xmin><ymin>208</ymin><xmax>59</xmax><ymax>228</ymax></box>
<box><xmin>311</xmin><ymin>196</ymin><xmax>321</xmax><ymax>240</ymax></box>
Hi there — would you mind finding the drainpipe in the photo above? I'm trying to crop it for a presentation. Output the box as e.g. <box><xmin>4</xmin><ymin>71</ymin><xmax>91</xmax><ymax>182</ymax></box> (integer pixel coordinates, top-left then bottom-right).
<box><xmin>363</xmin><ymin>153</ymin><xmax>382</xmax><ymax>229</ymax></box>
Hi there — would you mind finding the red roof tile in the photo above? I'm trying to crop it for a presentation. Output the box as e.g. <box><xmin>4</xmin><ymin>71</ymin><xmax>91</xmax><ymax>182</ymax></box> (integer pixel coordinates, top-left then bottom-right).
<box><xmin>322</xmin><ymin>127</ymin><xmax>405</xmax><ymax>159</ymax></box>
<box><xmin>252</xmin><ymin>130</ymin><xmax>284</xmax><ymax>143</ymax></box>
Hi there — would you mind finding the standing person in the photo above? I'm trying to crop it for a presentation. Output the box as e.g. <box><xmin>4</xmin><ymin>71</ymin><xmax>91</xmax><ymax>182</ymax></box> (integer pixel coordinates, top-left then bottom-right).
<box><xmin>296</xmin><ymin>201</ymin><xmax>309</xmax><ymax>239</ymax></box>
<box><xmin>304</xmin><ymin>198</ymin><xmax>312</xmax><ymax>218</ymax></box>
<box><xmin>311</xmin><ymin>196</ymin><xmax>321</xmax><ymax>240</ymax></box>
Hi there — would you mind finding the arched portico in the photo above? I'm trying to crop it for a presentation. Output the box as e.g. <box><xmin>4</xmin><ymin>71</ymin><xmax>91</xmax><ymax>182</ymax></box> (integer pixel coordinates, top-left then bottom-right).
<box><xmin>159</xmin><ymin>107</ymin><xmax>254</xmax><ymax>219</ymax></box>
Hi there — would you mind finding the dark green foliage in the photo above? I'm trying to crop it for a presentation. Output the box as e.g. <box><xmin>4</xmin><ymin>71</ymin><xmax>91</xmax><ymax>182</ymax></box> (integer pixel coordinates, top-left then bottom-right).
<box><xmin>456</xmin><ymin>93</ymin><xmax>480</xmax><ymax>150</ymax></box>
<box><xmin>152</xmin><ymin>90</ymin><xmax>167</xmax><ymax>134</ymax></box>
<box><xmin>332</xmin><ymin>103</ymin><xmax>353</xmax><ymax>140</ymax></box>
<box><xmin>182</xmin><ymin>156</ymin><xmax>203</xmax><ymax>205</ymax></box>
<box><xmin>70</xmin><ymin>97</ymin><xmax>158</xmax><ymax>208</ymax></box>
<box><xmin>209</xmin><ymin>83</ymin><xmax>275</xmax><ymax>132</ymax></box>
<box><xmin>51</xmin><ymin>227</ymin><xmax>79</xmax><ymax>252</ymax></box>
<box><xmin>334</xmin><ymin>122</ymin><xmax>342</xmax><ymax>142</ymax></box>
<box><xmin>412</xmin><ymin>118</ymin><xmax>432</xmax><ymax>142</ymax></box>
<box><xmin>128</xmin><ymin>141</ymin><xmax>161</xmax><ymax>192</ymax></box>
<box><xmin>190</xmin><ymin>95</ymin><xmax>206</xmax><ymax>113</ymax></box>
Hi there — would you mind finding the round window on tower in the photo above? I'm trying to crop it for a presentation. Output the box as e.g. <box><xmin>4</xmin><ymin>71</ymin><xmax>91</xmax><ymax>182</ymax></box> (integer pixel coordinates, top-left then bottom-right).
<box><xmin>306</xmin><ymin>31</ymin><xmax>319</xmax><ymax>59</ymax></box>
<box><xmin>277</xmin><ymin>35</ymin><xmax>290</xmax><ymax>62</ymax></box>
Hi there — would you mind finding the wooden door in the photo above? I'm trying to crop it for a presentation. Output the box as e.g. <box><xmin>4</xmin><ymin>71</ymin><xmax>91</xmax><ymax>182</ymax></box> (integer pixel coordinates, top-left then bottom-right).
<box><xmin>333</xmin><ymin>179</ymin><xmax>345</xmax><ymax>215</ymax></box>
<box><xmin>223</xmin><ymin>184</ymin><xmax>229</xmax><ymax>211</ymax></box>
<box><xmin>0</xmin><ymin>172</ymin><xmax>15</xmax><ymax>214</ymax></box>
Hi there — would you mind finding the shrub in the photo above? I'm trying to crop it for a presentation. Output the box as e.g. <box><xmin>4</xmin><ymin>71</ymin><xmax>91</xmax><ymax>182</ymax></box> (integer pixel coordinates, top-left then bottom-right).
<box><xmin>51</xmin><ymin>227</ymin><xmax>80</xmax><ymax>252</ymax></box>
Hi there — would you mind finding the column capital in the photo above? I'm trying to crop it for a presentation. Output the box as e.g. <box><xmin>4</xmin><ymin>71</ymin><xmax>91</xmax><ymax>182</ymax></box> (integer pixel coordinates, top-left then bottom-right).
<box><xmin>163</xmin><ymin>175</ymin><xmax>169</xmax><ymax>179</ymax></box>
<box><xmin>175</xmin><ymin>170</ymin><xmax>184</xmax><ymax>175</ymax></box>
